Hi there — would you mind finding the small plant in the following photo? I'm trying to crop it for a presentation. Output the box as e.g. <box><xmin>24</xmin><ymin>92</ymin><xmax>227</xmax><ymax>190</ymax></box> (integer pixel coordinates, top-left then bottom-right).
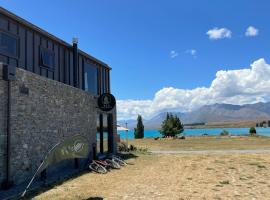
<box><xmin>219</xmin><ymin>180</ymin><xmax>230</xmax><ymax>185</ymax></box>
<box><xmin>220</xmin><ymin>130</ymin><xmax>229</xmax><ymax>136</ymax></box>
<box><xmin>136</xmin><ymin>147</ymin><xmax>149</xmax><ymax>154</ymax></box>
<box><xmin>249</xmin><ymin>127</ymin><xmax>257</xmax><ymax>136</ymax></box>
<box><xmin>117</xmin><ymin>142</ymin><xmax>129</xmax><ymax>152</ymax></box>
<box><xmin>129</xmin><ymin>144</ymin><xmax>137</xmax><ymax>151</ymax></box>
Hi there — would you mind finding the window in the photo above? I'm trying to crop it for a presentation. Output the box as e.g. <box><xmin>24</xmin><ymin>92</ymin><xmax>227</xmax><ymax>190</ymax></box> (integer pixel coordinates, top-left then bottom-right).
<box><xmin>102</xmin><ymin>69</ymin><xmax>106</xmax><ymax>93</ymax></box>
<box><xmin>0</xmin><ymin>31</ymin><xmax>18</xmax><ymax>58</ymax></box>
<box><xmin>103</xmin><ymin>114</ymin><xmax>109</xmax><ymax>153</ymax></box>
<box><xmin>84</xmin><ymin>61</ymin><xmax>98</xmax><ymax>95</ymax></box>
<box><xmin>40</xmin><ymin>47</ymin><xmax>55</xmax><ymax>70</ymax></box>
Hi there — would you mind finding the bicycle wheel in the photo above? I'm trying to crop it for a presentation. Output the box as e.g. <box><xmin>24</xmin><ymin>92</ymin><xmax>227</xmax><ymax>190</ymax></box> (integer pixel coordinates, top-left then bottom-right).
<box><xmin>105</xmin><ymin>159</ymin><xmax>121</xmax><ymax>169</ymax></box>
<box><xmin>89</xmin><ymin>162</ymin><xmax>107</xmax><ymax>174</ymax></box>
<box><xmin>113</xmin><ymin>156</ymin><xmax>127</xmax><ymax>166</ymax></box>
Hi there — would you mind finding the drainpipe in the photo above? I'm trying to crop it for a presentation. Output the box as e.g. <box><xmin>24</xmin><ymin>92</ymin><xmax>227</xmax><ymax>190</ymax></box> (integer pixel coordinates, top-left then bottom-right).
<box><xmin>72</xmin><ymin>38</ymin><xmax>78</xmax><ymax>88</ymax></box>
<box><xmin>1</xmin><ymin>63</ymin><xmax>15</xmax><ymax>189</ymax></box>
<box><xmin>72</xmin><ymin>38</ymin><xmax>79</xmax><ymax>168</ymax></box>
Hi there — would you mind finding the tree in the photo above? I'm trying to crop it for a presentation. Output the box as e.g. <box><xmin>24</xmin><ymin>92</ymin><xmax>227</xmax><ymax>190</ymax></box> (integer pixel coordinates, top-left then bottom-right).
<box><xmin>160</xmin><ymin>113</ymin><xmax>184</xmax><ymax>137</ymax></box>
<box><xmin>134</xmin><ymin>115</ymin><xmax>144</xmax><ymax>139</ymax></box>
<box><xmin>249</xmin><ymin>127</ymin><xmax>257</xmax><ymax>136</ymax></box>
<box><xmin>220</xmin><ymin>130</ymin><xmax>229</xmax><ymax>136</ymax></box>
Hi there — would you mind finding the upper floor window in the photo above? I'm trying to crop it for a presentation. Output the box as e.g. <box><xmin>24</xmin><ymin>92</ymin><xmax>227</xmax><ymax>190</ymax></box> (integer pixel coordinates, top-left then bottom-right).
<box><xmin>40</xmin><ymin>47</ymin><xmax>55</xmax><ymax>70</ymax></box>
<box><xmin>0</xmin><ymin>31</ymin><xmax>18</xmax><ymax>58</ymax></box>
<box><xmin>84</xmin><ymin>61</ymin><xmax>98</xmax><ymax>95</ymax></box>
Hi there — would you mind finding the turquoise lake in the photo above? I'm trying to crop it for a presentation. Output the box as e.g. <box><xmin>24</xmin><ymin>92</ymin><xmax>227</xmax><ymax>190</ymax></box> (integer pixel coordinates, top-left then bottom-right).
<box><xmin>117</xmin><ymin>128</ymin><xmax>270</xmax><ymax>139</ymax></box>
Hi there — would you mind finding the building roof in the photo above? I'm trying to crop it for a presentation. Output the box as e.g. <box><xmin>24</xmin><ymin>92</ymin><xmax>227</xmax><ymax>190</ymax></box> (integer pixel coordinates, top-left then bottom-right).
<box><xmin>0</xmin><ymin>6</ymin><xmax>111</xmax><ymax>70</ymax></box>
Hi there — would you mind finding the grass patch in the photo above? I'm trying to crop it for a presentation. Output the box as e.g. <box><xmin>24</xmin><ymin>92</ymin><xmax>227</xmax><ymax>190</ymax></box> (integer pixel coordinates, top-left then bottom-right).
<box><xmin>219</xmin><ymin>180</ymin><xmax>230</xmax><ymax>185</ymax></box>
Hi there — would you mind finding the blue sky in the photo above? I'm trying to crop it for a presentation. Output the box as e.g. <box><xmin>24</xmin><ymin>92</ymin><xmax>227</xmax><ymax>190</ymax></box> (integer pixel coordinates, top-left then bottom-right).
<box><xmin>2</xmin><ymin>1</ymin><xmax>270</xmax><ymax>119</ymax></box>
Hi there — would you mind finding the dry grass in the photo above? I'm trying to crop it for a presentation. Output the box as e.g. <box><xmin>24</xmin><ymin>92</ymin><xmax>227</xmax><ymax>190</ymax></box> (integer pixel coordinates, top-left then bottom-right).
<box><xmin>34</xmin><ymin>137</ymin><xmax>270</xmax><ymax>200</ymax></box>
<box><xmin>35</xmin><ymin>153</ymin><xmax>270</xmax><ymax>200</ymax></box>
<box><xmin>129</xmin><ymin>136</ymin><xmax>270</xmax><ymax>151</ymax></box>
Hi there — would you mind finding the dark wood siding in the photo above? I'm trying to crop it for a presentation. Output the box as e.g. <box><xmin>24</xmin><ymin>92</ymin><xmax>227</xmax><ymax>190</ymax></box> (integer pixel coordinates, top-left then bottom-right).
<box><xmin>0</xmin><ymin>10</ymin><xmax>111</xmax><ymax>92</ymax></box>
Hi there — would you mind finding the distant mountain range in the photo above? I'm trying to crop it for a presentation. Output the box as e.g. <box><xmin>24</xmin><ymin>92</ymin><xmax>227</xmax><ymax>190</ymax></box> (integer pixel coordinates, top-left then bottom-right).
<box><xmin>118</xmin><ymin>101</ymin><xmax>270</xmax><ymax>130</ymax></box>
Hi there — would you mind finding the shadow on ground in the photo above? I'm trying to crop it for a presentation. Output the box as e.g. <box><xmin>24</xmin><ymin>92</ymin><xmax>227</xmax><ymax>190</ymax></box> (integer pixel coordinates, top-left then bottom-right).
<box><xmin>117</xmin><ymin>152</ymin><xmax>138</xmax><ymax>160</ymax></box>
<box><xmin>20</xmin><ymin>153</ymin><xmax>138</xmax><ymax>200</ymax></box>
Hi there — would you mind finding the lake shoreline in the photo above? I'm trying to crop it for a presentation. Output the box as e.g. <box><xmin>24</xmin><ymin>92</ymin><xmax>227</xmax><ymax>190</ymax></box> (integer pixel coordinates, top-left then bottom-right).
<box><xmin>118</xmin><ymin>127</ymin><xmax>270</xmax><ymax>139</ymax></box>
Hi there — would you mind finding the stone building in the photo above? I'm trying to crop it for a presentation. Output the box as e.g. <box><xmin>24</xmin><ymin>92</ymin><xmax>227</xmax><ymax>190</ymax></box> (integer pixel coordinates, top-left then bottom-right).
<box><xmin>0</xmin><ymin>7</ymin><xmax>117</xmax><ymax>190</ymax></box>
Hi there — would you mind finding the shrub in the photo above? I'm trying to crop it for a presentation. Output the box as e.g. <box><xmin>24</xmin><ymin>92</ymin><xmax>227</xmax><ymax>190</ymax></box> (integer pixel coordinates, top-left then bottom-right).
<box><xmin>220</xmin><ymin>130</ymin><xmax>229</xmax><ymax>136</ymax></box>
<box><xmin>117</xmin><ymin>142</ymin><xmax>129</xmax><ymax>152</ymax></box>
<box><xmin>249</xmin><ymin>127</ymin><xmax>257</xmax><ymax>136</ymax></box>
<box><xmin>129</xmin><ymin>144</ymin><xmax>137</xmax><ymax>151</ymax></box>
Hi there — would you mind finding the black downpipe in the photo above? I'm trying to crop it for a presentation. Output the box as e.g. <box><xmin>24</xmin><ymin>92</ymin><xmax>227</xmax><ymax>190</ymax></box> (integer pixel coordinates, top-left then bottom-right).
<box><xmin>108</xmin><ymin>114</ymin><xmax>114</xmax><ymax>153</ymax></box>
<box><xmin>99</xmin><ymin>114</ymin><xmax>104</xmax><ymax>154</ymax></box>
<box><xmin>72</xmin><ymin>38</ymin><xmax>78</xmax><ymax>88</ymax></box>
<box><xmin>72</xmin><ymin>40</ymin><xmax>80</xmax><ymax>168</ymax></box>
<box><xmin>1</xmin><ymin>80</ymin><xmax>12</xmax><ymax>189</ymax></box>
<box><xmin>72</xmin><ymin>39</ymin><xmax>79</xmax><ymax>168</ymax></box>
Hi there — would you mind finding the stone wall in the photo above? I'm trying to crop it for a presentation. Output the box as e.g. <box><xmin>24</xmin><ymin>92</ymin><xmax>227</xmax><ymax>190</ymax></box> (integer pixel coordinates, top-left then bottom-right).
<box><xmin>0</xmin><ymin>65</ymin><xmax>116</xmax><ymax>186</ymax></box>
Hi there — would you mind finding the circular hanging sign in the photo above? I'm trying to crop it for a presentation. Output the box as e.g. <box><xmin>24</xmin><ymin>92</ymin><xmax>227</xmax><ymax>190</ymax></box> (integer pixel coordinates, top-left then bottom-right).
<box><xmin>98</xmin><ymin>93</ymin><xmax>116</xmax><ymax>112</ymax></box>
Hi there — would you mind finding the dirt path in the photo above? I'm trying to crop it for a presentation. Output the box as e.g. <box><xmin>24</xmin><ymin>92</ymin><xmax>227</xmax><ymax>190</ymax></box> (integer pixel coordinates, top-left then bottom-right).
<box><xmin>151</xmin><ymin>149</ymin><xmax>270</xmax><ymax>154</ymax></box>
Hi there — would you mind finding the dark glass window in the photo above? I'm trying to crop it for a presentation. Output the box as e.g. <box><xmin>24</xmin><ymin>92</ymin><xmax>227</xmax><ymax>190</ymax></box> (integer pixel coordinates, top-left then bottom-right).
<box><xmin>102</xmin><ymin>68</ymin><xmax>107</xmax><ymax>93</ymax></box>
<box><xmin>103</xmin><ymin>114</ymin><xmax>109</xmax><ymax>153</ymax></box>
<box><xmin>40</xmin><ymin>47</ymin><xmax>55</xmax><ymax>70</ymax></box>
<box><xmin>0</xmin><ymin>31</ymin><xmax>18</xmax><ymax>58</ymax></box>
<box><xmin>84</xmin><ymin>62</ymin><xmax>98</xmax><ymax>95</ymax></box>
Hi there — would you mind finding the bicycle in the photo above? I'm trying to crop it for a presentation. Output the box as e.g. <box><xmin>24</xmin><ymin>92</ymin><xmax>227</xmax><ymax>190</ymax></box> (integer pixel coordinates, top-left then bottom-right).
<box><xmin>105</xmin><ymin>158</ymin><xmax>121</xmax><ymax>169</ymax></box>
<box><xmin>111</xmin><ymin>155</ymin><xmax>127</xmax><ymax>167</ymax></box>
<box><xmin>89</xmin><ymin>160</ymin><xmax>107</xmax><ymax>174</ymax></box>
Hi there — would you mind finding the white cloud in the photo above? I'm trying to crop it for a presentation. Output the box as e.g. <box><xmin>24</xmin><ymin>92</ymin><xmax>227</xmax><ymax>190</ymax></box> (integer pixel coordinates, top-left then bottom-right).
<box><xmin>206</xmin><ymin>27</ymin><xmax>232</xmax><ymax>40</ymax></box>
<box><xmin>117</xmin><ymin>58</ymin><xmax>270</xmax><ymax>120</ymax></box>
<box><xmin>170</xmin><ymin>50</ymin><xmax>178</xmax><ymax>58</ymax></box>
<box><xmin>245</xmin><ymin>26</ymin><xmax>259</xmax><ymax>37</ymax></box>
<box><xmin>185</xmin><ymin>49</ymin><xmax>197</xmax><ymax>58</ymax></box>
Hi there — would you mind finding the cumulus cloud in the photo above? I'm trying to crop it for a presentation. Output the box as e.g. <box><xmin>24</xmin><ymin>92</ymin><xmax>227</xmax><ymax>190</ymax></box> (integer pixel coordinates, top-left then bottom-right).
<box><xmin>206</xmin><ymin>27</ymin><xmax>232</xmax><ymax>40</ymax></box>
<box><xmin>170</xmin><ymin>50</ymin><xmax>178</xmax><ymax>58</ymax></box>
<box><xmin>185</xmin><ymin>49</ymin><xmax>197</xmax><ymax>58</ymax></box>
<box><xmin>117</xmin><ymin>58</ymin><xmax>270</xmax><ymax>120</ymax></box>
<box><xmin>245</xmin><ymin>26</ymin><xmax>259</xmax><ymax>37</ymax></box>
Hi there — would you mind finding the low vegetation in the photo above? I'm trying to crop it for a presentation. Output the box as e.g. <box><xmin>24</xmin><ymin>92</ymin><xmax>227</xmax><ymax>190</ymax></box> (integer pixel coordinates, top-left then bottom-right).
<box><xmin>220</xmin><ymin>129</ymin><xmax>230</xmax><ymax>136</ymax></box>
<box><xmin>117</xmin><ymin>142</ymin><xmax>148</xmax><ymax>154</ymax></box>
<box><xmin>249</xmin><ymin>127</ymin><xmax>257</xmax><ymax>136</ymax></box>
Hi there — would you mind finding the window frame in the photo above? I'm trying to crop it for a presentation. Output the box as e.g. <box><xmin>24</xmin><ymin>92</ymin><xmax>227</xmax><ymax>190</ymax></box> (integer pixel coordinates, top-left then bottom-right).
<box><xmin>0</xmin><ymin>29</ymin><xmax>19</xmax><ymax>59</ymax></box>
<box><xmin>84</xmin><ymin>60</ymin><xmax>99</xmax><ymax>96</ymax></box>
<box><xmin>39</xmin><ymin>46</ymin><xmax>55</xmax><ymax>71</ymax></box>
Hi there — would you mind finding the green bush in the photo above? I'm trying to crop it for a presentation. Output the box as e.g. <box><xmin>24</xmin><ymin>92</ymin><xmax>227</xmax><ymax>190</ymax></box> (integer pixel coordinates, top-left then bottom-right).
<box><xmin>160</xmin><ymin>113</ymin><xmax>184</xmax><ymax>137</ymax></box>
<box><xmin>220</xmin><ymin>130</ymin><xmax>229</xmax><ymax>136</ymax></box>
<box><xmin>249</xmin><ymin>127</ymin><xmax>257</xmax><ymax>136</ymax></box>
<box><xmin>117</xmin><ymin>142</ymin><xmax>129</xmax><ymax>152</ymax></box>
